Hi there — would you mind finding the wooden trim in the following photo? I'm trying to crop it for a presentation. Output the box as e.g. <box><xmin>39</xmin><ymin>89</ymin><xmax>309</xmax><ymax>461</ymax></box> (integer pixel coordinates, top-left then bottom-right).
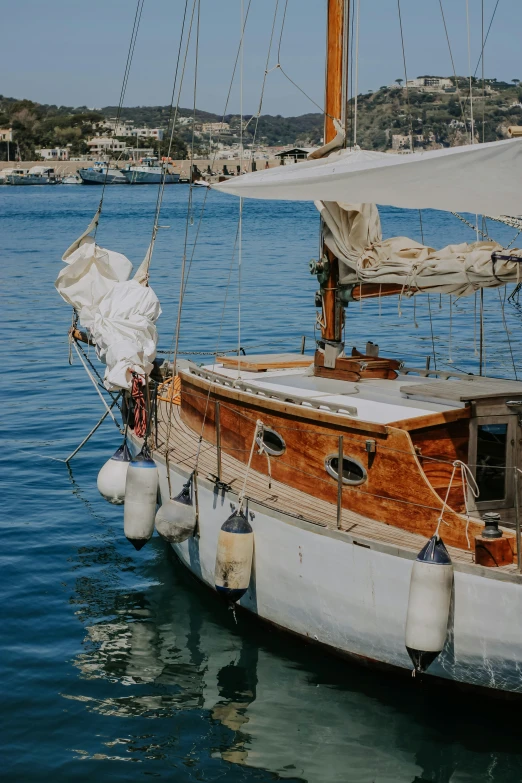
<box><xmin>389</xmin><ymin>405</ymin><xmax>471</xmax><ymax>431</ymax></box>
<box><xmin>180</xmin><ymin>369</ymin><xmax>388</xmax><ymax>435</ymax></box>
<box><xmin>176</xmin><ymin>375</ymin><xmax>516</xmax><ymax>556</ymax></box>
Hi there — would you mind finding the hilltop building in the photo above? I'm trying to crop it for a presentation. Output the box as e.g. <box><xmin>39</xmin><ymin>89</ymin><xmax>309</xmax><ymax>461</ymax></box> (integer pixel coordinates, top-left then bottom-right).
<box><xmin>201</xmin><ymin>122</ymin><xmax>230</xmax><ymax>134</ymax></box>
<box><xmin>101</xmin><ymin>118</ymin><xmax>164</xmax><ymax>141</ymax></box>
<box><xmin>407</xmin><ymin>77</ymin><xmax>455</xmax><ymax>92</ymax></box>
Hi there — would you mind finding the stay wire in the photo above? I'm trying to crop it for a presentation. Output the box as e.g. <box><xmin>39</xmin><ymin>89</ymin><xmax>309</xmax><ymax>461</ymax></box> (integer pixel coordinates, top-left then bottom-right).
<box><xmin>498</xmin><ymin>287</ymin><xmax>518</xmax><ymax>380</ymax></box>
<box><xmin>273</xmin><ymin>0</ymin><xmax>332</xmax><ymax>118</ymax></box>
<box><xmin>396</xmin><ymin>0</ymin><xmax>414</xmax><ymax>151</ymax></box>
<box><xmin>437</xmin><ymin>0</ymin><xmax>467</xmax><ymax>129</ymax></box>
<box><xmin>172</xmin><ymin>0</ymin><xmax>200</xmax><ymax>377</ymax></box>
<box><xmin>96</xmin><ymin>0</ymin><xmax>145</xmax><ymax>232</ymax></box>
<box><xmin>250</xmin><ymin>0</ymin><xmax>280</xmax><ymax>158</ymax></box>
<box><xmin>144</xmin><ymin>0</ymin><xmax>191</xmax><ymax>281</ymax></box>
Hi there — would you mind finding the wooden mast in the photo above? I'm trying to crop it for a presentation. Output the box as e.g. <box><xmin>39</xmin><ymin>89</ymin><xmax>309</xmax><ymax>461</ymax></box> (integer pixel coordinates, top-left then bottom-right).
<box><xmin>316</xmin><ymin>0</ymin><xmax>349</xmax><ymax>368</ymax></box>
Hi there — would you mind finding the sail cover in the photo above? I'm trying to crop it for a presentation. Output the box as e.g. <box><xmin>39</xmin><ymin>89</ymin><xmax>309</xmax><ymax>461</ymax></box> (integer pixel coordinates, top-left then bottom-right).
<box><xmin>318</xmin><ymin>201</ymin><xmax>520</xmax><ymax>296</ymax></box>
<box><xmin>56</xmin><ymin>212</ymin><xmax>161</xmax><ymax>391</ymax></box>
<box><xmin>213</xmin><ymin>139</ymin><xmax>522</xmax><ymax>216</ymax></box>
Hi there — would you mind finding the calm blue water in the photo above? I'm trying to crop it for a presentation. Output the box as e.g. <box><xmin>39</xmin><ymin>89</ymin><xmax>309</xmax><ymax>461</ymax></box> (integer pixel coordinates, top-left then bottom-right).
<box><xmin>2</xmin><ymin>184</ymin><xmax>522</xmax><ymax>781</ymax></box>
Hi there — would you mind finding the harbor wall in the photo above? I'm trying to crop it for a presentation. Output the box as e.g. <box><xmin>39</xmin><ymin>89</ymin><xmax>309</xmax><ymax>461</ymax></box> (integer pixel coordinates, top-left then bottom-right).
<box><xmin>0</xmin><ymin>159</ymin><xmax>283</xmax><ymax>176</ymax></box>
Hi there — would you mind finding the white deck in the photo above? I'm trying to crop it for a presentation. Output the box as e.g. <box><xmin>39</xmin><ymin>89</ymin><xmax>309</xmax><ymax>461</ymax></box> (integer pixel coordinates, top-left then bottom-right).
<box><xmin>204</xmin><ymin>362</ymin><xmax>462</xmax><ymax>425</ymax></box>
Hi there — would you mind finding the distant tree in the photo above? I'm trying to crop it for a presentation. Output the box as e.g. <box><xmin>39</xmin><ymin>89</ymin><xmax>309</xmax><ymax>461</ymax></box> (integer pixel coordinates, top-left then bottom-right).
<box><xmin>512</xmin><ymin>79</ymin><xmax>520</xmax><ymax>86</ymax></box>
<box><xmin>395</xmin><ymin>78</ymin><xmax>403</xmax><ymax>86</ymax></box>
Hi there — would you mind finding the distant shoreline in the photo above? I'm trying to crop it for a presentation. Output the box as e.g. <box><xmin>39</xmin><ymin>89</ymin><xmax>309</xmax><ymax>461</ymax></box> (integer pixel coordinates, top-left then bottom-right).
<box><xmin>0</xmin><ymin>159</ymin><xmax>283</xmax><ymax>176</ymax></box>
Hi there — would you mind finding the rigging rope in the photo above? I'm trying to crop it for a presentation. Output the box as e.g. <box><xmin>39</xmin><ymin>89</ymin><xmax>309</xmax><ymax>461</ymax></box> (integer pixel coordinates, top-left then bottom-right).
<box><xmin>249</xmin><ymin>0</ymin><xmax>280</xmax><ymax>160</ymax></box>
<box><xmin>237</xmin><ymin>420</ymin><xmax>265</xmax><ymax>512</ymax></box>
<box><xmin>434</xmin><ymin>460</ymin><xmax>479</xmax><ymax>547</ymax></box>
<box><xmin>142</xmin><ymin>0</ymin><xmax>191</xmax><ymax>284</ymax></box>
<box><xmin>131</xmin><ymin>375</ymin><xmax>147</xmax><ymax>437</ymax></box>
<box><xmin>396</xmin><ymin>0</ymin><xmax>414</xmax><ymax>151</ymax></box>
<box><xmin>353</xmin><ymin>0</ymin><xmax>360</xmax><ymax>146</ymax></box>
<box><xmin>465</xmin><ymin>0</ymin><xmax>475</xmax><ymax>144</ymax></box>
<box><xmin>72</xmin><ymin>341</ymin><xmax>123</xmax><ymax>433</ymax></box>
<box><xmin>95</xmin><ymin>0</ymin><xmax>145</xmax><ymax>231</ymax></box>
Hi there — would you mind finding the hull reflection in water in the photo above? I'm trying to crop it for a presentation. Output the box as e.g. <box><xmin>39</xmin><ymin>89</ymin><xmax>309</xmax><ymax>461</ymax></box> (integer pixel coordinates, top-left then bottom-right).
<box><xmin>65</xmin><ymin>540</ymin><xmax>522</xmax><ymax>782</ymax></box>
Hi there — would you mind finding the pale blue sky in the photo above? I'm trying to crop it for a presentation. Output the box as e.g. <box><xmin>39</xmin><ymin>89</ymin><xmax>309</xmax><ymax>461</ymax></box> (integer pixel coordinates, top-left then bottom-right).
<box><xmin>1</xmin><ymin>1</ymin><xmax>520</xmax><ymax>116</ymax></box>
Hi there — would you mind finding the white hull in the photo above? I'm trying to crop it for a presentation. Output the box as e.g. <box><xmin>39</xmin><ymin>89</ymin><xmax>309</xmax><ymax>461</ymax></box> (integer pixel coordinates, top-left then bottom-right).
<box><xmin>78</xmin><ymin>168</ymin><xmax>128</xmax><ymax>185</ymax></box>
<box><xmin>145</xmin><ymin>442</ymin><xmax>522</xmax><ymax>696</ymax></box>
<box><xmin>8</xmin><ymin>175</ymin><xmax>58</xmax><ymax>185</ymax></box>
<box><xmin>123</xmin><ymin>169</ymin><xmax>179</xmax><ymax>184</ymax></box>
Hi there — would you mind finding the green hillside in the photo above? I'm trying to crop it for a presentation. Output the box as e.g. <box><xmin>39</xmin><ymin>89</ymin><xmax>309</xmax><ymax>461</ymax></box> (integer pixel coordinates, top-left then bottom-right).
<box><xmin>1</xmin><ymin>76</ymin><xmax>521</xmax><ymax>160</ymax></box>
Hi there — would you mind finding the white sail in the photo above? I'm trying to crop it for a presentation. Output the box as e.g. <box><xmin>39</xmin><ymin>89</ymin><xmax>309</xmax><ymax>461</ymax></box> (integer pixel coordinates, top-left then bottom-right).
<box><xmin>213</xmin><ymin>139</ymin><xmax>522</xmax><ymax>216</ymax></box>
<box><xmin>91</xmin><ymin>280</ymin><xmax>162</xmax><ymax>391</ymax></box>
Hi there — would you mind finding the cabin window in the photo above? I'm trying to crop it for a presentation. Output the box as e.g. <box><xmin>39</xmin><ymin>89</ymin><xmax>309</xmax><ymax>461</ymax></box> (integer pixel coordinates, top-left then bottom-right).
<box><xmin>325</xmin><ymin>454</ymin><xmax>367</xmax><ymax>485</ymax></box>
<box><xmin>476</xmin><ymin>423</ymin><xmax>508</xmax><ymax>502</ymax></box>
<box><xmin>469</xmin><ymin>415</ymin><xmax>515</xmax><ymax>510</ymax></box>
<box><xmin>256</xmin><ymin>427</ymin><xmax>285</xmax><ymax>456</ymax></box>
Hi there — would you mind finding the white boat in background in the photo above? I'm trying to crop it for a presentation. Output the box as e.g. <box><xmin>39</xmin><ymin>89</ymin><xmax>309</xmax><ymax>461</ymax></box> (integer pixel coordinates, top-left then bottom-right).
<box><xmin>61</xmin><ymin>173</ymin><xmax>82</xmax><ymax>185</ymax></box>
<box><xmin>0</xmin><ymin>167</ymin><xmax>19</xmax><ymax>184</ymax></box>
<box><xmin>8</xmin><ymin>166</ymin><xmax>59</xmax><ymax>185</ymax></box>
<box><xmin>78</xmin><ymin>162</ymin><xmax>128</xmax><ymax>185</ymax></box>
<box><xmin>123</xmin><ymin>157</ymin><xmax>180</xmax><ymax>184</ymax></box>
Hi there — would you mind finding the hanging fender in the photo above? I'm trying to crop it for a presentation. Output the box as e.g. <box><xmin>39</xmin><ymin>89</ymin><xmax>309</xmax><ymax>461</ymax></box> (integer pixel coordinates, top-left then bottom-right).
<box><xmin>214</xmin><ymin>509</ymin><xmax>254</xmax><ymax>603</ymax></box>
<box><xmin>97</xmin><ymin>442</ymin><xmax>132</xmax><ymax>505</ymax></box>
<box><xmin>155</xmin><ymin>477</ymin><xmax>196</xmax><ymax>543</ymax></box>
<box><xmin>405</xmin><ymin>535</ymin><xmax>454</xmax><ymax>674</ymax></box>
<box><xmin>123</xmin><ymin>445</ymin><xmax>158</xmax><ymax>550</ymax></box>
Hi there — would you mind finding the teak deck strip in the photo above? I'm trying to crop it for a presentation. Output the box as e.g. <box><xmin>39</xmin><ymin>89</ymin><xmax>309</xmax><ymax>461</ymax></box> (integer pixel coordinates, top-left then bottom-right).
<box><xmin>218</xmin><ymin>353</ymin><xmax>313</xmax><ymax>372</ymax></box>
<box><xmin>153</xmin><ymin>402</ymin><xmax>516</xmax><ymax>571</ymax></box>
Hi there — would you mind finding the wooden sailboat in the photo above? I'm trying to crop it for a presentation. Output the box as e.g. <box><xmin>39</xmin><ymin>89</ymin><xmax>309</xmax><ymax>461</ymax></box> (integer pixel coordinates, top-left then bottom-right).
<box><xmin>59</xmin><ymin>0</ymin><xmax>522</xmax><ymax>696</ymax></box>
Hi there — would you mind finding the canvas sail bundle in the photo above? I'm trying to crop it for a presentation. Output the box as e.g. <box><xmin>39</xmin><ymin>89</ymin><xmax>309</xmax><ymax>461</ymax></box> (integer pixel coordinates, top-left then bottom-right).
<box><xmin>318</xmin><ymin>201</ymin><xmax>521</xmax><ymax>296</ymax></box>
<box><xmin>55</xmin><ymin>215</ymin><xmax>161</xmax><ymax>390</ymax></box>
<box><xmin>91</xmin><ymin>280</ymin><xmax>161</xmax><ymax>391</ymax></box>
<box><xmin>215</xmin><ymin>139</ymin><xmax>522</xmax><ymax>295</ymax></box>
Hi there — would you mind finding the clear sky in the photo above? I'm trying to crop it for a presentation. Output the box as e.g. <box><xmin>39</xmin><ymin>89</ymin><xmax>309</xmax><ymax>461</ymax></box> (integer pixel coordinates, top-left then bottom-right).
<box><xmin>1</xmin><ymin>0</ymin><xmax>520</xmax><ymax>117</ymax></box>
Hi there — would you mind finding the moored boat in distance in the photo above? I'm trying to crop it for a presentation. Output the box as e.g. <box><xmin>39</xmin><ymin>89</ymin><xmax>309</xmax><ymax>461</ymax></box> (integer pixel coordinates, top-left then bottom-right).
<box><xmin>8</xmin><ymin>165</ymin><xmax>59</xmax><ymax>185</ymax></box>
<box><xmin>0</xmin><ymin>168</ymin><xmax>19</xmax><ymax>184</ymax></box>
<box><xmin>61</xmin><ymin>173</ymin><xmax>82</xmax><ymax>185</ymax></box>
<box><xmin>123</xmin><ymin>157</ymin><xmax>180</xmax><ymax>184</ymax></box>
<box><xmin>78</xmin><ymin>162</ymin><xmax>128</xmax><ymax>185</ymax></box>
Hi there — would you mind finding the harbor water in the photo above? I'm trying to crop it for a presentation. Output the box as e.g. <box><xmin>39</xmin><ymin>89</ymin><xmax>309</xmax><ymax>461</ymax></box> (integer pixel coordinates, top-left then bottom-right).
<box><xmin>3</xmin><ymin>184</ymin><xmax>522</xmax><ymax>781</ymax></box>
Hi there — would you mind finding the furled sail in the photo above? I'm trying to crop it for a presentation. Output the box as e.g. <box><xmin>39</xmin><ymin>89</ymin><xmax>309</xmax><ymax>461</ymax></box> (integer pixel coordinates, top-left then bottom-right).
<box><xmin>91</xmin><ymin>280</ymin><xmax>161</xmax><ymax>391</ymax></box>
<box><xmin>318</xmin><ymin>201</ymin><xmax>521</xmax><ymax>296</ymax></box>
<box><xmin>213</xmin><ymin>139</ymin><xmax>522</xmax><ymax>217</ymax></box>
<box><xmin>56</xmin><ymin>212</ymin><xmax>161</xmax><ymax>390</ymax></box>
<box><xmin>55</xmin><ymin>236</ymin><xmax>133</xmax><ymax>327</ymax></box>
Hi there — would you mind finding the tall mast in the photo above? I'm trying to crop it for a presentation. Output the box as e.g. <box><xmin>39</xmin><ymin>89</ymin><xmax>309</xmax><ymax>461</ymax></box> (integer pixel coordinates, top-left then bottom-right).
<box><xmin>317</xmin><ymin>0</ymin><xmax>349</xmax><ymax>362</ymax></box>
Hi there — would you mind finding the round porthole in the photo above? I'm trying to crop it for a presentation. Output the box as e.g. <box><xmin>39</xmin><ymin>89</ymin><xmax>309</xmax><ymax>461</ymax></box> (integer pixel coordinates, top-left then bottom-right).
<box><xmin>256</xmin><ymin>426</ymin><xmax>286</xmax><ymax>456</ymax></box>
<box><xmin>325</xmin><ymin>454</ymin><xmax>367</xmax><ymax>485</ymax></box>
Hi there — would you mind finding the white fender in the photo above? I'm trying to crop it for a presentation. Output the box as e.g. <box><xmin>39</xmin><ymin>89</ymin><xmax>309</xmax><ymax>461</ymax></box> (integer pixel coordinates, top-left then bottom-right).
<box><xmin>97</xmin><ymin>443</ymin><xmax>131</xmax><ymax>504</ymax></box>
<box><xmin>405</xmin><ymin>535</ymin><xmax>453</xmax><ymax>673</ymax></box>
<box><xmin>123</xmin><ymin>447</ymin><xmax>158</xmax><ymax>550</ymax></box>
<box><xmin>155</xmin><ymin>480</ymin><xmax>196</xmax><ymax>543</ymax></box>
<box><xmin>214</xmin><ymin>510</ymin><xmax>254</xmax><ymax>603</ymax></box>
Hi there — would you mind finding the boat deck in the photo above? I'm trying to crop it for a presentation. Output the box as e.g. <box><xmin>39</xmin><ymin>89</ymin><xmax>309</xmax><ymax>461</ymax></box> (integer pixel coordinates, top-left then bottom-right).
<box><xmin>201</xmin><ymin>359</ymin><xmax>466</xmax><ymax>425</ymax></box>
<box><xmin>154</xmin><ymin>400</ymin><xmax>518</xmax><ymax>573</ymax></box>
